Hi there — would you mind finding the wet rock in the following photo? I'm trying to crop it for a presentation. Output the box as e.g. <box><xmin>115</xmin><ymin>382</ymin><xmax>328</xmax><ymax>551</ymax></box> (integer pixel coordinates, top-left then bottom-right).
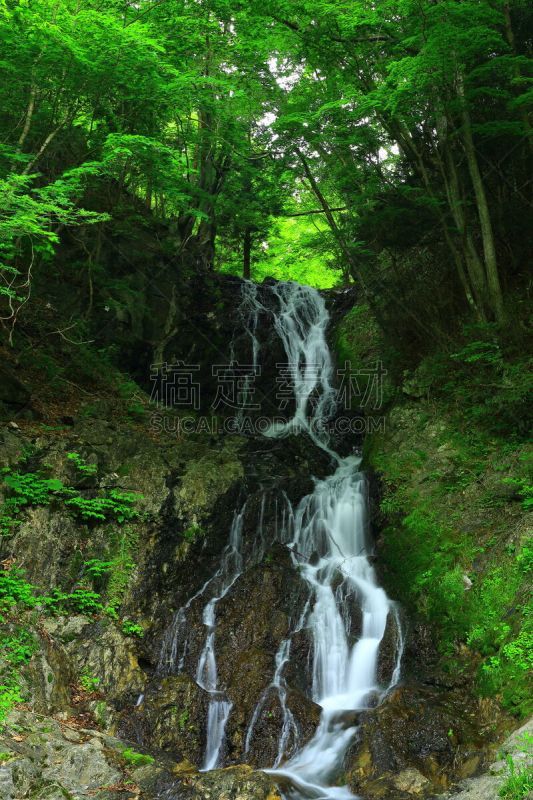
<box><xmin>345</xmin><ymin>684</ymin><xmax>497</xmax><ymax>798</ymax></box>
<box><xmin>188</xmin><ymin>765</ymin><xmax>281</xmax><ymax>800</ymax></box>
<box><xmin>243</xmin><ymin>687</ymin><xmax>321</xmax><ymax>769</ymax></box>
<box><xmin>284</xmin><ymin>628</ymin><xmax>313</xmax><ymax>695</ymax></box>
<box><xmin>214</xmin><ymin>553</ymin><xmax>319</xmax><ymax>766</ymax></box>
<box><xmin>376</xmin><ymin>607</ymin><xmax>402</xmax><ymax>685</ymax></box>
<box><xmin>118</xmin><ymin>673</ymin><xmax>207</xmax><ymax>764</ymax></box>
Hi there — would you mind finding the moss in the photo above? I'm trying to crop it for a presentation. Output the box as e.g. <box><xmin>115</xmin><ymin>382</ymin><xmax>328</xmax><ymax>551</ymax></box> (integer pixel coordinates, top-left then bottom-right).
<box><xmin>121</xmin><ymin>746</ymin><xmax>155</xmax><ymax>766</ymax></box>
<box><xmin>337</xmin><ymin>296</ymin><xmax>533</xmax><ymax>716</ymax></box>
<box><xmin>365</xmin><ymin>400</ymin><xmax>532</xmax><ymax>717</ymax></box>
<box><xmin>177</xmin><ymin>440</ymin><xmax>243</xmax><ymax>519</ymax></box>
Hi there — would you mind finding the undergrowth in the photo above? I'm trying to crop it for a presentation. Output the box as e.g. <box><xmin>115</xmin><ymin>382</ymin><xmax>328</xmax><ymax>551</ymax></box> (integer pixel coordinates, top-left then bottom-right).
<box><xmin>356</xmin><ymin>317</ymin><xmax>533</xmax><ymax>718</ymax></box>
<box><xmin>0</xmin><ymin>450</ymin><xmax>144</xmax><ymax>724</ymax></box>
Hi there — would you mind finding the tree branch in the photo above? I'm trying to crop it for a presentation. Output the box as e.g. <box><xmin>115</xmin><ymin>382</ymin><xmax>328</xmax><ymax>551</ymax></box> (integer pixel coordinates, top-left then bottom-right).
<box><xmin>284</xmin><ymin>206</ymin><xmax>347</xmax><ymax>217</ymax></box>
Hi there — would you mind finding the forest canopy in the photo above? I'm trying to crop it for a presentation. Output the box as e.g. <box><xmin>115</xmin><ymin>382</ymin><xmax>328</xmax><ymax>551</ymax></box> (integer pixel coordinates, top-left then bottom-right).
<box><xmin>0</xmin><ymin>0</ymin><xmax>531</xmax><ymax>351</ymax></box>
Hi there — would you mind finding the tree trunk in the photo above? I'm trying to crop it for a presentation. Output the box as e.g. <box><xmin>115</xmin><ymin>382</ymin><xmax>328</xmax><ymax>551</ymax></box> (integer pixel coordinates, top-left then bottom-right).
<box><xmin>439</xmin><ymin>134</ymin><xmax>489</xmax><ymax>319</ymax></box>
<box><xmin>295</xmin><ymin>148</ymin><xmax>356</xmax><ymax>286</ymax></box>
<box><xmin>457</xmin><ymin>73</ymin><xmax>505</xmax><ymax>322</ymax></box>
<box><xmin>243</xmin><ymin>227</ymin><xmax>252</xmax><ymax>279</ymax></box>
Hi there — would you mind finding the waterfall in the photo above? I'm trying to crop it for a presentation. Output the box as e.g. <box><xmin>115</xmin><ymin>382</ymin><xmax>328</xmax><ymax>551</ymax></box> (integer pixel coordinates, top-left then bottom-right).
<box><xmin>158</xmin><ymin>280</ymin><xmax>402</xmax><ymax>794</ymax></box>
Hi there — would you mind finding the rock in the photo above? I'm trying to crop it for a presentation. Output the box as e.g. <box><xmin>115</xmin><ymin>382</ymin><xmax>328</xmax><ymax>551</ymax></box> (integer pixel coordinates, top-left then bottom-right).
<box><xmin>0</xmin><ymin>709</ymin><xmax>282</xmax><ymax>800</ymax></box>
<box><xmin>189</xmin><ymin>765</ymin><xmax>281</xmax><ymax>799</ymax></box>
<box><xmin>462</xmin><ymin>574</ymin><xmax>473</xmax><ymax>591</ymax></box>
<box><xmin>118</xmin><ymin>673</ymin><xmax>207</xmax><ymax>764</ymax></box>
<box><xmin>435</xmin><ymin>718</ymin><xmax>533</xmax><ymax>800</ymax></box>
<box><xmin>345</xmin><ymin>684</ymin><xmax>497</xmax><ymax>798</ymax></box>
<box><xmin>393</xmin><ymin>768</ymin><xmax>430</xmax><ymax>795</ymax></box>
<box><xmin>376</xmin><ymin>605</ymin><xmax>402</xmax><ymax>685</ymax></box>
<box><xmin>0</xmin><ymin>711</ymin><xmax>121</xmax><ymax>799</ymax></box>
<box><xmin>27</xmin><ymin>631</ymin><xmax>73</xmax><ymax>715</ymax></box>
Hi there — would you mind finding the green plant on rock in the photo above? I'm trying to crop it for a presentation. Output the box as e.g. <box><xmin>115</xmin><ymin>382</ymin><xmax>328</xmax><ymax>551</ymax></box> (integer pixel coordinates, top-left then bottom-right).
<box><xmin>44</xmin><ymin>587</ymin><xmax>104</xmax><ymax>616</ymax></box>
<box><xmin>121</xmin><ymin>619</ymin><xmax>144</xmax><ymax>638</ymax></box>
<box><xmin>480</xmin><ymin>620</ymin><xmax>533</xmax><ymax>718</ymax></box>
<box><xmin>178</xmin><ymin>709</ymin><xmax>189</xmax><ymax>730</ymax></box>
<box><xmin>67</xmin><ymin>452</ymin><xmax>98</xmax><ymax>476</ymax></box>
<box><xmin>2</xmin><ymin>629</ymin><xmax>36</xmax><ymax>666</ymax></box>
<box><xmin>83</xmin><ymin>559</ymin><xmax>115</xmax><ymax>580</ymax></box>
<box><xmin>182</xmin><ymin>523</ymin><xmax>204</xmax><ymax>543</ymax></box>
<box><xmin>105</xmin><ymin>526</ymin><xmax>138</xmax><ymax>610</ymax></box>
<box><xmin>1</xmin><ymin>458</ymin><xmax>141</xmax><ymax>532</ymax></box>
<box><xmin>2</xmin><ymin>470</ymin><xmax>65</xmax><ymax>512</ymax></box>
<box><xmin>0</xmin><ymin>680</ymin><xmax>24</xmax><ymax>724</ymax></box>
<box><xmin>79</xmin><ymin>670</ymin><xmax>100</xmax><ymax>692</ymax></box>
<box><xmin>0</xmin><ymin>511</ymin><xmax>19</xmax><ymax>537</ymax></box>
<box><xmin>0</xmin><ymin>625</ymin><xmax>37</xmax><ymax>723</ymax></box>
<box><xmin>121</xmin><ymin>746</ymin><xmax>154</xmax><ymax>767</ymax></box>
<box><xmin>499</xmin><ymin>734</ymin><xmax>533</xmax><ymax>799</ymax></box>
<box><xmin>63</xmin><ymin>489</ymin><xmax>140</xmax><ymax>523</ymax></box>
<box><xmin>0</xmin><ymin>568</ymin><xmax>37</xmax><ymax>611</ymax></box>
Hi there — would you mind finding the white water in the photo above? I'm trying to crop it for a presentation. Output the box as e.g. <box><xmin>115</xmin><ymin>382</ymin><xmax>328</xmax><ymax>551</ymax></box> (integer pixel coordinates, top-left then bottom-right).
<box><xmin>265</xmin><ymin>281</ymin><xmax>337</xmax><ymax>440</ymax></box>
<box><xmin>158</xmin><ymin>280</ymin><xmax>402</xmax><ymax>793</ymax></box>
<box><xmin>264</xmin><ymin>458</ymin><xmax>393</xmax><ymax>798</ymax></box>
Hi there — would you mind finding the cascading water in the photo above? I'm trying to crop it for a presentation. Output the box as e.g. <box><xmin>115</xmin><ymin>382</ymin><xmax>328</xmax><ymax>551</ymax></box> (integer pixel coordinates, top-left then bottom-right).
<box><xmin>158</xmin><ymin>280</ymin><xmax>402</xmax><ymax>795</ymax></box>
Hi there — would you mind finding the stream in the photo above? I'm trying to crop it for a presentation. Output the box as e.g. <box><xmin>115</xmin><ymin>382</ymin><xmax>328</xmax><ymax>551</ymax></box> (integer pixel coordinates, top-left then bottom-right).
<box><xmin>159</xmin><ymin>281</ymin><xmax>403</xmax><ymax>799</ymax></box>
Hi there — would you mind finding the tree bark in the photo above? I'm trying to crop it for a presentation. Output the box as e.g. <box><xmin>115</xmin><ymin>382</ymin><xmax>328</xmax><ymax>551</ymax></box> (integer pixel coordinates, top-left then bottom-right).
<box><xmin>17</xmin><ymin>84</ymin><xmax>37</xmax><ymax>151</ymax></box>
<box><xmin>243</xmin><ymin>227</ymin><xmax>252</xmax><ymax>279</ymax></box>
<box><xmin>457</xmin><ymin>74</ymin><xmax>505</xmax><ymax>322</ymax></box>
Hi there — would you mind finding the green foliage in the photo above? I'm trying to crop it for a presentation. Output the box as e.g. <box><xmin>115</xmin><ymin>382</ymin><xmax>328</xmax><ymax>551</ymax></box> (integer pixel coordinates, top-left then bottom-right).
<box><xmin>79</xmin><ymin>671</ymin><xmax>100</xmax><ymax>692</ymax></box>
<box><xmin>63</xmin><ymin>489</ymin><xmax>139</xmax><ymax>523</ymax></box>
<box><xmin>83</xmin><ymin>559</ymin><xmax>114</xmax><ymax>580</ymax></box>
<box><xmin>0</xmin><ymin>173</ymin><xmax>106</xmax><ymax>311</ymax></box>
<box><xmin>480</xmin><ymin>620</ymin><xmax>533</xmax><ymax>717</ymax></box>
<box><xmin>121</xmin><ymin>619</ymin><xmax>144</xmax><ymax>638</ymax></box>
<box><xmin>402</xmin><ymin>325</ymin><xmax>533</xmax><ymax>439</ymax></box>
<box><xmin>2</xmin><ymin>471</ymin><xmax>64</xmax><ymax>512</ymax></box>
<box><xmin>503</xmin><ymin>478</ymin><xmax>533</xmax><ymax>511</ymax></box>
<box><xmin>0</xmin><ymin>511</ymin><xmax>19</xmax><ymax>538</ymax></box>
<box><xmin>2</xmin><ymin>628</ymin><xmax>36</xmax><ymax>667</ymax></box>
<box><xmin>44</xmin><ymin>587</ymin><xmax>104</xmax><ymax>616</ymax></box>
<box><xmin>67</xmin><ymin>453</ymin><xmax>97</xmax><ymax>476</ymax></box>
<box><xmin>0</xmin><ymin>680</ymin><xmax>24</xmax><ymax>725</ymax></box>
<box><xmin>220</xmin><ymin>215</ymin><xmax>342</xmax><ymax>288</ymax></box>
<box><xmin>0</xmin><ymin>625</ymin><xmax>36</xmax><ymax>724</ymax></box>
<box><xmin>182</xmin><ymin>524</ymin><xmax>205</xmax><ymax>543</ymax></box>
<box><xmin>499</xmin><ymin>735</ymin><xmax>533</xmax><ymax>799</ymax></box>
<box><xmin>121</xmin><ymin>747</ymin><xmax>154</xmax><ymax>767</ymax></box>
<box><xmin>371</xmin><ymin>400</ymin><xmax>532</xmax><ymax>717</ymax></box>
<box><xmin>0</xmin><ymin>568</ymin><xmax>37</xmax><ymax>611</ymax></box>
